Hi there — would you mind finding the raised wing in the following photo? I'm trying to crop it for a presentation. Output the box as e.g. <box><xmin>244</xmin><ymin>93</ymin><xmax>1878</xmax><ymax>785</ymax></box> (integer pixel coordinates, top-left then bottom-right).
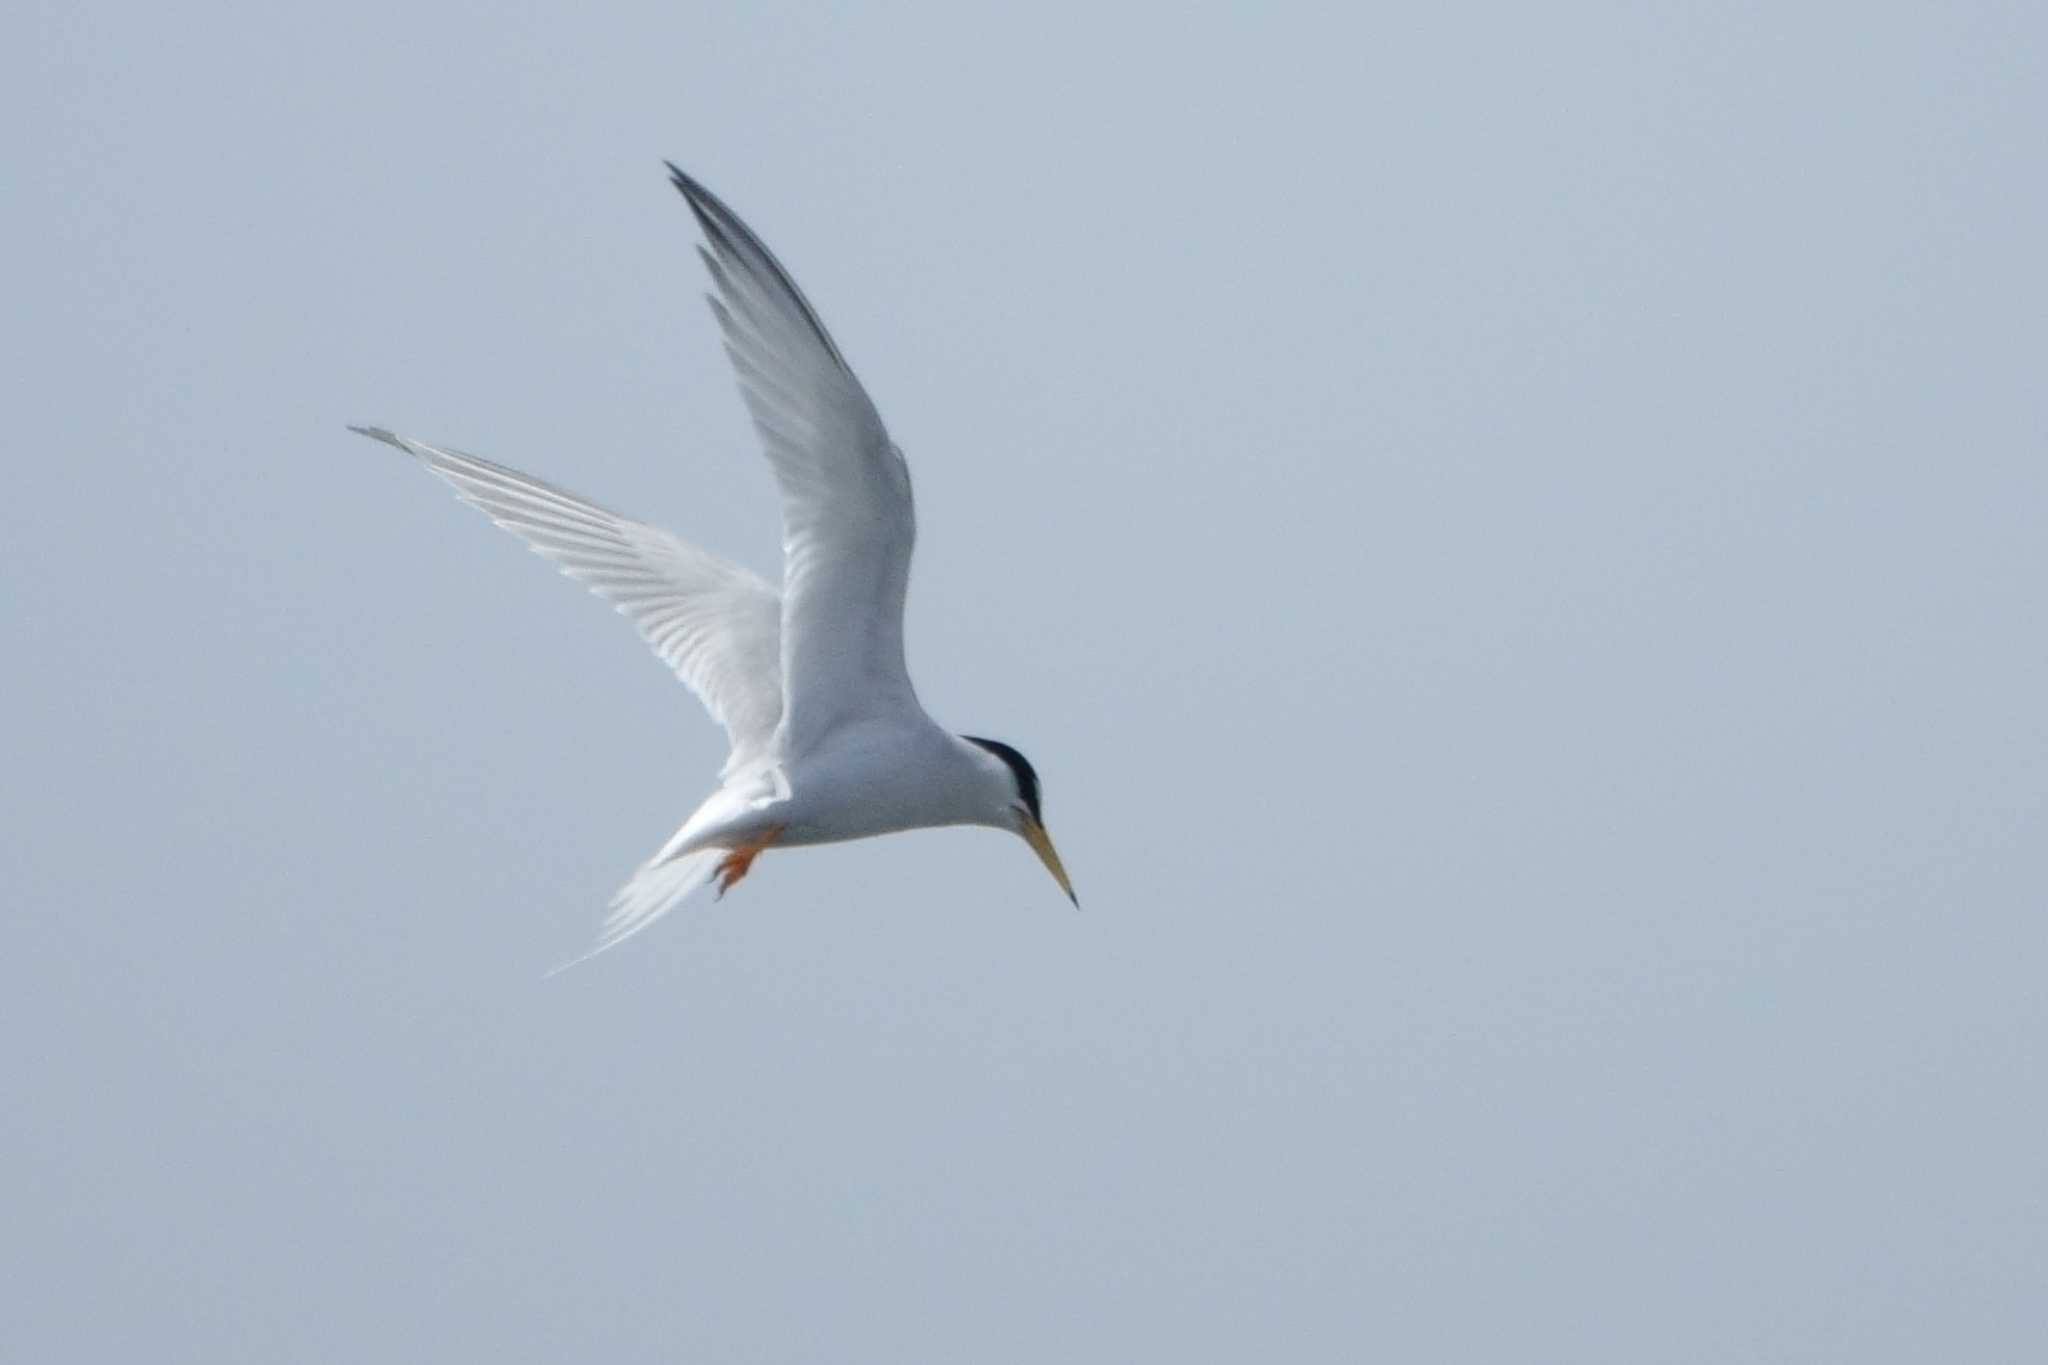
<box><xmin>667</xmin><ymin>165</ymin><xmax>921</xmax><ymax>757</ymax></box>
<box><xmin>351</xmin><ymin>426</ymin><xmax>783</xmax><ymax>766</ymax></box>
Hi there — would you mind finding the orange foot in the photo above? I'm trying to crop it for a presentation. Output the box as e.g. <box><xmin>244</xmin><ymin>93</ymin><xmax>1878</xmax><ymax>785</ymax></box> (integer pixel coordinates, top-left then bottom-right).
<box><xmin>713</xmin><ymin>824</ymin><xmax>786</xmax><ymax>899</ymax></box>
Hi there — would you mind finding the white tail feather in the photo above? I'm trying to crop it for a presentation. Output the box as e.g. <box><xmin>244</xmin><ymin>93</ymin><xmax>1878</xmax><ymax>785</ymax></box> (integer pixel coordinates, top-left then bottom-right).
<box><xmin>544</xmin><ymin>846</ymin><xmax>724</xmax><ymax>977</ymax></box>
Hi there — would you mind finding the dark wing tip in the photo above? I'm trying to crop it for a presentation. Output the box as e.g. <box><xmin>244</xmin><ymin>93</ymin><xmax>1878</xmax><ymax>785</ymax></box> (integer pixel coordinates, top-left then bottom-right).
<box><xmin>348</xmin><ymin>425</ymin><xmax>404</xmax><ymax>451</ymax></box>
<box><xmin>662</xmin><ymin>161</ymin><xmax>722</xmax><ymax>225</ymax></box>
<box><xmin>657</xmin><ymin>160</ymin><xmax>853</xmax><ymax>374</ymax></box>
<box><xmin>663</xmin><ymin>162</ymin><xmax>749</xmax><ymax>278</ymax></box>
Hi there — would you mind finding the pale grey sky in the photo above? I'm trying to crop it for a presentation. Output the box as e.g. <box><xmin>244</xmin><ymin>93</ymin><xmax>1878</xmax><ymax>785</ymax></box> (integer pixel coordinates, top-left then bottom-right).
<box><xmin>4</xmin><ymin>1</ymin><xmax>2045</xmax><ymax>1360</ymax></box>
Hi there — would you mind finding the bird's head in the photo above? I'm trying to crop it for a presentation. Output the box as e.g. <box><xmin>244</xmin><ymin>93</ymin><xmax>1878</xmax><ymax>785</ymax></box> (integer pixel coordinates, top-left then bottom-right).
<box><xmin>962</xmin><ymin>735</ymin><xmax>1077</xmax><ymax>907</ymax></box>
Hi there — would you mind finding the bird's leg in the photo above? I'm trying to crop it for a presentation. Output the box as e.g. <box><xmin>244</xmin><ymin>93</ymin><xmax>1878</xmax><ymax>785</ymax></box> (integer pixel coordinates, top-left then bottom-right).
<box><xmin>714</xmin><ymin>824</ymin><xmax>785</xmax><ymax>899</ymax></box>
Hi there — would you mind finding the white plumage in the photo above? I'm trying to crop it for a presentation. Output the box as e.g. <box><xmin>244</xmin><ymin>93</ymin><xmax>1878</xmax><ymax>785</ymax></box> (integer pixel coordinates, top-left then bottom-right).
<box><xmin>355</xmin><ymin>164</ymin><xmax>1073</xmax><ymax>966</ymax></box>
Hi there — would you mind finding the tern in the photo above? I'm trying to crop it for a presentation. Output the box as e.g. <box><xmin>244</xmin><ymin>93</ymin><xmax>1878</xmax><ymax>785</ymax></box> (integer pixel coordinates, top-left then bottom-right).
<box><xmin>353</xmin><ymin>163</ymin><xmax>1075</xmax><ymax>965</ymax></box>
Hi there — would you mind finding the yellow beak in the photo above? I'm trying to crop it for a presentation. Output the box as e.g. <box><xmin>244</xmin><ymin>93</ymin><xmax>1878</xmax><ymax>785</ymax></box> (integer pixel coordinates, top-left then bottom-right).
<box><xmin>1021</xmin><ymin>816</ymin><xmax>1079</xmax><ymax>907</ymax></box>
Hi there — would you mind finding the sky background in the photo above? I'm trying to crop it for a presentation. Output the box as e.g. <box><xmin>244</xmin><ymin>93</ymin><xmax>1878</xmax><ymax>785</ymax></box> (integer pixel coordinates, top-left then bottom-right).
<box><xmin>4</xmin><ymin>1</ymin><xmax>2044</xmax><ymax>1360</ymax></box>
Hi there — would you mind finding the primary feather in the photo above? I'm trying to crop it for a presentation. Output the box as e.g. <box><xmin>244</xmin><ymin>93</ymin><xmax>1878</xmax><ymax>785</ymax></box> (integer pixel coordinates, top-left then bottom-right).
<box><xmin>349</xmin><ymin>426</ymin><xmax>784</xmax><ymax>771</ymax></box>
<box><xmin>666</xmin><ymin>164</ymin><xmax>921</xmax><ymax>758</ymax></box>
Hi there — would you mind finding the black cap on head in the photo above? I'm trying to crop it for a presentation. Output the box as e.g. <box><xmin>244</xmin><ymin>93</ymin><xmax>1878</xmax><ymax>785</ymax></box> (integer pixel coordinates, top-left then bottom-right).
<box><xmin>964</xmin><ymin>736</ymin><xmax>1042</xmax><ymax>826</ymax></box>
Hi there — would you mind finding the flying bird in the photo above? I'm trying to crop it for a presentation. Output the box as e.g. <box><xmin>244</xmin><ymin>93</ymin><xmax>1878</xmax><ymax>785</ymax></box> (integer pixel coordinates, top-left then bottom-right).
<box><xmin>353</xmin><ymin>163</ymin><xmax>1075</xmax><ymax>965</ymax></box>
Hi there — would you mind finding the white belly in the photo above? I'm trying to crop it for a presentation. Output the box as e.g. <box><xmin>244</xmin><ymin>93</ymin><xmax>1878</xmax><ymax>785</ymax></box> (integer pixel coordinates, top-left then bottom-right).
<box><xmin>683</xmin><ymin>719</ymin><xmax>991</xmax><ymax>852</ymax></box>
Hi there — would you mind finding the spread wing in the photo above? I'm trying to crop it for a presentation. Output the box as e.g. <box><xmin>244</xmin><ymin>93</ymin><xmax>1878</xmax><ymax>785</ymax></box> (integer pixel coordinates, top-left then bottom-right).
<box><xmin>351</xmin><ymin>426</ymin><xmax>783</xmax><ymax>767</ymax></box>
<box><xmin>667</xmin><ymin>165</ymin><xmax>921</xmax><ymax>758</ymax></box>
